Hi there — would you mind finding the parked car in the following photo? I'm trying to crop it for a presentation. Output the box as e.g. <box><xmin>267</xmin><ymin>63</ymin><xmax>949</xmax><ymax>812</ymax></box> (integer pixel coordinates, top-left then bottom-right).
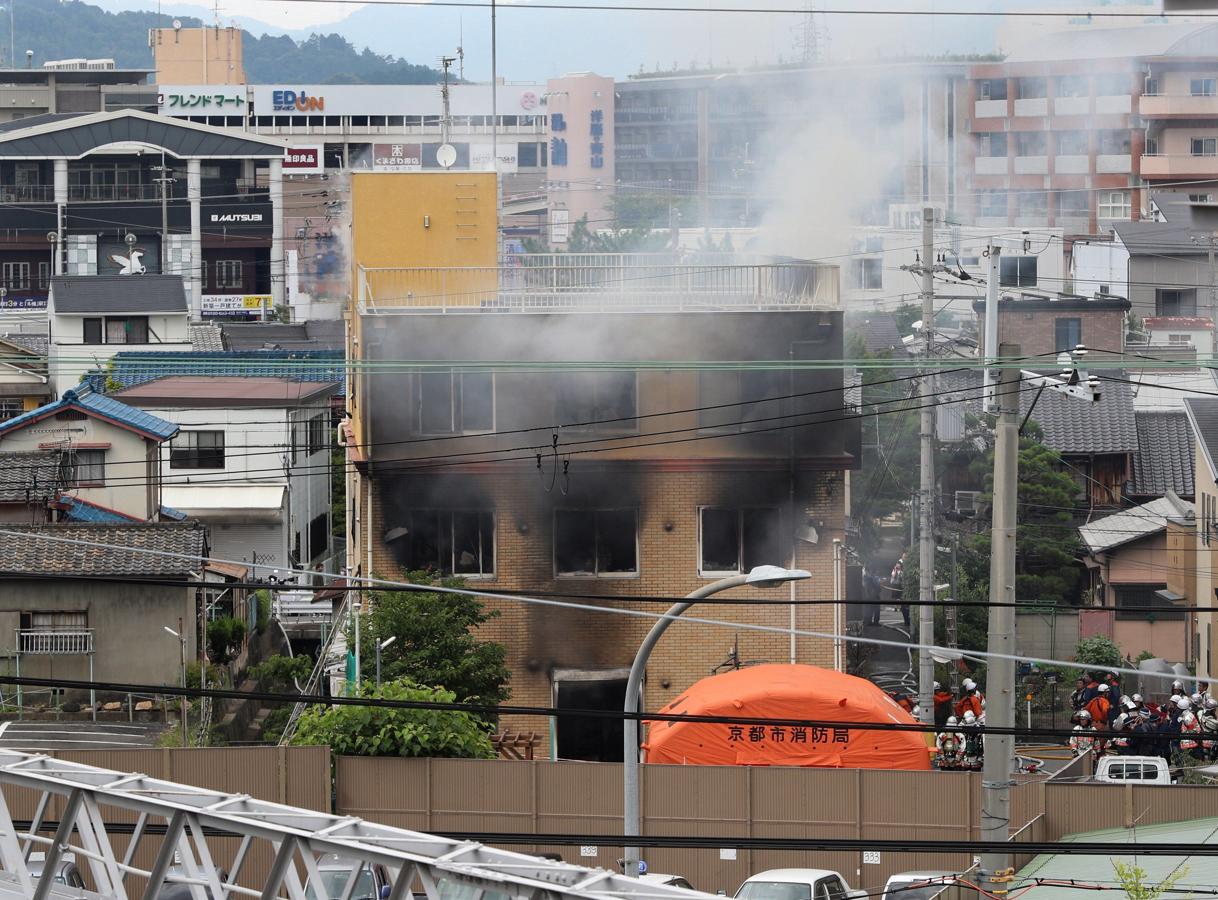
<box><xmin>1091</xmin><ymin>756</ymin><xmax>1172</xmax><ymax>785</ymax></box>
<box><xmin>736</xmin><ymin>869</ymin><xmax>866</xmax><ymax>900</ymax></box>
<box><xmin>305</xmin><ymin>854</ymin><xmax>392</xmax><ymax>900</ymax></box>
<box><xmin>642</xmin><ymin>874</ymin><xmax>696</xmax><ymax>891</ymax></box>
<box><xmin>28</xmin><ymin>852</ymin><xmax>85</xmax><ymax>890</ymax></box>
<box><xmin>881</xmin><ymin>872</ymin><xmax>956</xmax><ymax>900</ymax></box>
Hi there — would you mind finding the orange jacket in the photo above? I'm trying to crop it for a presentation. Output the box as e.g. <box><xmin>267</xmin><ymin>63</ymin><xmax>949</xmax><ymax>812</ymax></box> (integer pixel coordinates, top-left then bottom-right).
<box><xmin>934</xmin><ymin>690</ymin><xmax>954</xmax><ymax>711</ymax></box>
<box><xmin>1086</xmin><ymin>695</ymin><xmax>1111</xmax><ymax>726</ymax></box>
<box><xmin>954</xmin><ymin>693</ymin><xmax>983</xmax><ymax>719</ymax></box>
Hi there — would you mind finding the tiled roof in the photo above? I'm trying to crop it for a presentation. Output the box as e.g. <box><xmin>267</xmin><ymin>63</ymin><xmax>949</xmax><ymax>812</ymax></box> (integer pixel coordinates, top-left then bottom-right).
<box><xmin>220</xmin><ymin>320</ymin><xmax>344</xmax><ymax>351</ymax></box>
<box><xmin>1131</xmin><ymin>411</ymin><xmax>1195</xmax><ymax>500</ymax></box>
<box><xmin>50</xmin><ymin>275</ymin><xmax>187</xmax><ymax>314</ymax></box>
<box><xmin>1185</xmin><ymin>397</ymin><xmax>1218</xmax><ymax>479</ymax></box>
<box><xmin>851</xmin><ymin>314</ymin><xmax>910</xmax><ymax>357</ymax></box>
<box><xmin>0</xmin><ymin>388</ymin><xmax>179</xmax><ymax>442</ymax></box>
<box><xmin>188</xmin><ymin>323</ymin><xmax>225</xmax><ymax>352</ymax></box>
<box><xmin>0</xmin><ymin>333</ymin><xmax>47</xmax><ymax>356</ymax></box>
<box><xmin>0</xmin><ymin>452</ymin><xmax>60</xmax><ymax>502</ymax></box>
<box><xmin>0</xmin><ymin>523</ymin><xmax>206</xmax><ymax>576</ymax></box>
<box><xmin>1021</xmin><ymin>372</ymin><xmax>1137</xmax><ymax>455</ymax></box>
<box><xmin>1079</xmin><ymin>496</ymin><xmax>1193</xmax><ymax>554</ymax></box>
<box><xmin>106</xmin><ymin>350</ymin><xmax>345</xmax><ymax>390</ymax></box>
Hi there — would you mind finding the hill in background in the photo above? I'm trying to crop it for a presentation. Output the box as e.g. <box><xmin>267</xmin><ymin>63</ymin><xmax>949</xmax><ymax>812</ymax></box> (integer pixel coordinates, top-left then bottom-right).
<box><xmin>11</xmin><ymin>0</ymin><xmax>442</xmax><ymax>84</ymax></box>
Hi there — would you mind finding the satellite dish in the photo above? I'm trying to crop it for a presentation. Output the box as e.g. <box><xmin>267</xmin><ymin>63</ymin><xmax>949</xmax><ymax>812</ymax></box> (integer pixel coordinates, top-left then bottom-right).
<box><xmin>172</xmin><ymin>19</ymin><xmax>182</xmax><ymax>30</ymax></box>
<box><xmin>435</xmin><ymin>143</ymin><xmax>457</xmax><ymax>169</ymax></box>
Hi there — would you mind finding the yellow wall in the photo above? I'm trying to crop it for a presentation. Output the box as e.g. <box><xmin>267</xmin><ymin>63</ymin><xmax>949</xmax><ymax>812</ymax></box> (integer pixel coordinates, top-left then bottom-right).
<box><xmin>152</xmin><ymin>27</ymin><xmax>245</xmax><ymax>85</ymax></box>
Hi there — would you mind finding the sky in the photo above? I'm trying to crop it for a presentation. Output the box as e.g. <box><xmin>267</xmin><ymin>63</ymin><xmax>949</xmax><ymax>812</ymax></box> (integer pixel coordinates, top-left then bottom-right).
<box><xmin>89</xmin><ymin>0</ymin><xmax>1168</xmax><ymax>81</ymax></box>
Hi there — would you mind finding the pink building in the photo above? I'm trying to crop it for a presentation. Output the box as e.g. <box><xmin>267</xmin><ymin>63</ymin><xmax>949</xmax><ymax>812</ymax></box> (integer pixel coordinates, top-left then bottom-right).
<box><xmin>545</xmin><ymin>73</ymin><xmax>615</xmax><ymax>243</ymax></box>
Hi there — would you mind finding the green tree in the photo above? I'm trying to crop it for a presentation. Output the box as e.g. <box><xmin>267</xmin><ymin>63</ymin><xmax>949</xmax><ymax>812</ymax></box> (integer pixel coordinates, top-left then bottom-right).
<box><xmin>359</xmin><ymin>578</ymin><xmax>511</xmax><ymax>707</ymax></box>
<box><xmin>1075</xmin><ymin>635</ymin><xmax>1123</xmax><ymax>670</ymax></box>
<box><xmin>1112</xmin><ymin>862</ymin><xmax>1187</xmax><ymax>900</ymax></box>
<box><xmin>291</xmin><ymin>679</ymin><xmax>495</xmax><ymax>758</ymax></box>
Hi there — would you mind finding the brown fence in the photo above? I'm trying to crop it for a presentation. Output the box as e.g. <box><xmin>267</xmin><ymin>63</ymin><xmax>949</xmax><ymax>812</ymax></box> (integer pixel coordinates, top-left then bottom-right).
<box><xmin>335</xmin><ymin>757</ymin><xmax>983</xmax><ymax>894</ymax></box>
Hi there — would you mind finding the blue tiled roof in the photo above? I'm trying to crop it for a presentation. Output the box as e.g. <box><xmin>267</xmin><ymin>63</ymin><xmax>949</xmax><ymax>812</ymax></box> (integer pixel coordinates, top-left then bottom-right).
<box><xmin>106</xmin><ymin>350</ymin><xmax>345</xmax><ymax>391</ymax></box>
<box><xmin>56</xmin><ymin>494</ymin><xmax>141</xmax><ymax>524</ymax></box>
<box><xmin>159</xmin><ymin>505</ymin><xmax>188</xmax><ymax>521</ymax></box>
<box><xmin>0</xmin><ymin>388</ymin><xmax>180</xmax><ymax>442</ymax></box>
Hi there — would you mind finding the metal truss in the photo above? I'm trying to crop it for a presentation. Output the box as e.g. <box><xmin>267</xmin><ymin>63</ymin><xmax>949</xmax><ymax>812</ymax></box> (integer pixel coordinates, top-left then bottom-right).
<box><xmin>0</xmin><ymin>750</ymin><xmax>709</xmax><ymax>900</ymax></box>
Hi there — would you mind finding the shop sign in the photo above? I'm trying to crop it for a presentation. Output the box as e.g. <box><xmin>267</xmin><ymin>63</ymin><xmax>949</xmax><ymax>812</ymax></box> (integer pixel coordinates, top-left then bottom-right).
<box><xmin>201</xmin><ymin>294</ymin><xmax>271</xmax><ymax>315</ymax></box>
<box><xmin>0</xmin><ymin>295</ymin><xmax>46</xmax><ymax>309</ymax></box>
<box><xmin>284</xmin><ymin>145</ymin><xmax>324</xmax><ymax>174</ymax></box>
<box><xmin>158</xmin><ymin>86</ymin><xmax>246</xmax><ymax>114</ymax></box>
<box><xmin>272</xmin><ymin>90</ymin><xmax>325</xmax><ymax>112</ymax></box>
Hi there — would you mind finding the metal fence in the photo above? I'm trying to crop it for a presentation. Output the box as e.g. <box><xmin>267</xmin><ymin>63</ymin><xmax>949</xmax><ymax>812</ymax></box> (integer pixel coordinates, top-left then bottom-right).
<box><xmin>15</xmin><ymin>629</ymin><xmax>93</xmax><ymax>655</ymax></box>
<box><xmin>359</xmin><ymin>256</ymin><xmax>839</xmax><ymax>314</ymax></box>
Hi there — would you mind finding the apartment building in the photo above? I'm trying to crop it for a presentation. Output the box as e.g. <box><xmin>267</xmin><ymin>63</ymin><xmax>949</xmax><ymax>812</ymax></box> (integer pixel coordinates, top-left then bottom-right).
<box><xmin>1185</xmin><ymin>397</ymin><xmax>1218</xmax><ymax>680</ymax></box>
<box><xmin>0</xmin><ymin>61</ymin><xmax>155</xmax><ymax>126</ymax></box>
<box><xmin>345</xmin><ymin>172</ymin><xmax>857</xmax><ymax>761</ymax></box>
<box><xmin>967</xmin><ymin>21</ymin><xmax>1218</xmax><ymax>234</ymax></box>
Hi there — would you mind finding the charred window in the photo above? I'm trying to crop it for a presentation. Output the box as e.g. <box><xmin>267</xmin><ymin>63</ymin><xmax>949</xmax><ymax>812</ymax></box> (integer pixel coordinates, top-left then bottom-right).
<box><xmin>697</xmin><ymin>370</ymin><xmax>786</xmax><ymax>433</ymax></box>
<box><xmin>699</xmin><ymin>507</ymin><xmax>783</xmax><ymax>575</ymax></box>
<box><xmin>555</xmin><ymin>371</ymin><xmax>637</xmax><ymax>432</ymax></box>
<box><xmin>397</xmin><ymin>510</ymin><xmax>495</xmax><ymax>576</ymax></box>
<box><xmin>554</xmin><ymin>509</ymin><xmax>638</xmax><ymax>577</ymax></box>
<box><xmin>417</xmin><ymin>370</ymin><xmax>494</xmax><ymax>435</ymax></box>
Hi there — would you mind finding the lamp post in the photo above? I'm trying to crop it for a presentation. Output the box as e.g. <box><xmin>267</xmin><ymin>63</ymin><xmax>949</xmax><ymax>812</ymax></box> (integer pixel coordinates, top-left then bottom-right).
<box><xmin>163</xmin><ymin>623</ymin><xmax>187</xmax><ymax>746</ymax></box>
<box><xmin>622</xmin><ymin>564</ymin><xmax>811</xmax><ymax>877</ymax></box>
<box><xmin>375</xmin><ymin>636</ymin><xmax>397</xmax><ymax>690</ymax></box>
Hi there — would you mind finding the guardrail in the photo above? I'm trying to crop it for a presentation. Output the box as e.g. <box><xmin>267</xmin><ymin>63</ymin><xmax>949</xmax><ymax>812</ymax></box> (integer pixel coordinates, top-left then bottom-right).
<box><xmin>15</xmin><ymin>629</ymin><xmax>93</xmax><ymax>655</ymax></box>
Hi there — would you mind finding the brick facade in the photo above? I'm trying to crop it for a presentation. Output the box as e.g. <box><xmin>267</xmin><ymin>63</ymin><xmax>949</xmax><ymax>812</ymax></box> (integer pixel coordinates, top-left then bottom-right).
<box><xmin>976</xmin><ymin>297</ymin><xmax>1129</xmax><ymax>358</ymax></box>
<box><xmin>359</xmin><ymin>463</ymin><xmax>844</xmax><ymax>755</ymax></box>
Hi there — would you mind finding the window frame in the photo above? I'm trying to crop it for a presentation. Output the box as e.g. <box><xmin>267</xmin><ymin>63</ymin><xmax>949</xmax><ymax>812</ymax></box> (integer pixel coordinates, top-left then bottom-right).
<box><xmin>1054</xmin><ymin>317</ymin><xmax>1082</xmax><ymax>353</ymax></box>
<box><xmin>215</xmin><ymin>259</ymin><xmax>243</xmax><ymax>290</ymax></box>
<box><xmin>1097</xmin><ymin>190</ymin><xmax>1131</xmax><ymax>220</ymax></box>
<box><xmin>697</xmin><ymin>506</ymin><xmax>784</xmax><ymax>577</ymax></box>
<box><xmin>65</xmin><ymin>449</ymin><xmax>105</xmax><ymax>487</ymax></box>
<box><xmin>1191</xmin><ymin>137</ymin><xmax>1217</xmax><ymax>157</ymax></box>
<box><xmin>999</xmin><ymin>256</ymin><xmax>1038</xmax><ymax>288</ymax></box>
<box><xmin>1191</xmin><ymin>77</ymin><xmax>1217</xmax><ymax>97</ymax></box>
<box><xmin>2</xmin><ymin>261</ymin><xmax>29</xmax><ymax>290</ymax></box>
<box><xmin>397</xmin><ymin>509</ymin><xmax>496</xmax><ymax>577</ymax></box>
<box><xmin>697</xmin><ymin>369</ymin><xmax>787</xmax><ymax>434</ymax></box>
<box><xmin>553</xmin><ymin>508</ymin><xmax>639</xmax><ymax>579</ymax></box>
<box><xmin>416</xmin><ymin>369</ymin><xmax>497</xmax><ymax>436</ymax></box>
<box><xmin>554</xmin><ymin>370</ymin><xmax>638</xmax><ymax>434</ymax></box>
<box><xmin>1156</xmin><ymin>288</ymin><xmax>1198</xmax><ymax>317</ymax></box>
<box><xmin>169</xmin><ymin>430</ymin><xmax>226</xmax><ymax>470</ymax></box>
<box><xmin>81</xmin><ymin>316</ymin><xmax>149</xmax><ymax>345</ymax></box>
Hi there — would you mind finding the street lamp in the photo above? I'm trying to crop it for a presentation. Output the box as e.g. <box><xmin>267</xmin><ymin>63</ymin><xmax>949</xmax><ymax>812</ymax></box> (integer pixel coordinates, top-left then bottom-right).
<box><xmin>375</xmin><ymin>636</ymin><xmax>397</xmax><ymax>690</ymax></box>
<box><xmin>622</xmin><ymin>564</ymin><xmax>811</xmax><ymax>877</ymax></box>
<box><xmin>163</xmin><ymin>623</ymin><xmax>187</xmax><ymax>746</ymax></box>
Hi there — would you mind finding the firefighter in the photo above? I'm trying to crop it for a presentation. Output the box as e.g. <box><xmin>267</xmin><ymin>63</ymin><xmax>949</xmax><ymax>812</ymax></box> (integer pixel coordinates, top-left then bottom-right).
<box><xmin>955</xmin><ymin>678</ymin><xmax>984</xmax><ymax>720</ymax></box>
<box><xmin>1085</xmin><ymin>682</ymin><xmax>1112</xmax><ymax>727</ymax></box>
<box><xmin>960</xmin><ymin>710</ymin><xmax>983</xmax><ymax>771</ymax></box>
<box><xmin>1180</xmin><ymin>711</ymin><xmax>1204</xmax><ymax>759</ymax></box>
<box><xmin>933</xmin><ymin>681</ymin><xmax>954</xmax><ymax>728</ymax></box>
<box><xmin>936</xmin><ymin>716</ymin><xmax>963</xmax><ymax>770</ymax></box>
<box><xmin>1070</xmin><ymin>710</ymin><xmax>1096</xmax><ymax>757</ymax></box>
<box><xmin>1200</xmin><ymin>698</ymin><xmax>1218</xmax><ymax>760</ymax></box>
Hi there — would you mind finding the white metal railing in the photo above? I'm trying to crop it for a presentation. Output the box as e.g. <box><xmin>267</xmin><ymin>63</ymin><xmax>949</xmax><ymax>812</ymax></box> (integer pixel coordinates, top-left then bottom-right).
<box><xmin>360</xmin><ymin>254</ymin><xmax>840</xmax><ymax>313</ymax></box>
<box><xmin>273</xmin><ymin>589</ymin><xmax>333</xmax><ymax>624</ymax></box>
<box><xmin>16</xmin><ymin>629</ymin><xmax>93</xmax><ymax>655</ymax></box>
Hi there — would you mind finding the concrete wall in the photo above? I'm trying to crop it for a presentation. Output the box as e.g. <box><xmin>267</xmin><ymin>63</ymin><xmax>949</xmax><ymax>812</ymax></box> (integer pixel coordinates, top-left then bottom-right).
<box><xmin>49</xmin><ymin>311</ymin><xmax>191</xmax><ymax>395</ymax></box>
<box><xmin>546</xmin><ymin>73</ymin><xmax>616</xmax><ymax>239</ymax></box>
<box><xmin>0</xmin><ymin>580</ymin><xmax>196</xmax><ymax>688</ymax></box>
<box><xmin>151</xmin><ymin>26</ymin><xmax>245</xmax><ymax>85</ymax></box>
<box><xmin>1014</xmin><ymin>610</ymin><xmax>1079</xmax><ymax>663</ymax></box>
<box><xmin>1071</xmin><ymin>238</ymin><xmax>1129</xmax><ymax>299</ymax></box>
<box><xmin>1128</xmin><ymin>254</ymin><xmax>1212</xmax><ymax>320</ymax></box>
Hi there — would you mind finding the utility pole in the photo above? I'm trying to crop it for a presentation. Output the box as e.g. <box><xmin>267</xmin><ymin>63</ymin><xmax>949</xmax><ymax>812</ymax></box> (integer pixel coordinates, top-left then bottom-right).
<box><xmin>439</xmin><ymin>55</ymin><xmax>456</xmax><ymax>147</ymax></box>
<box><xmin>917</xmin><ymin>206</ymin><xmax>936</xmax><ymax>724</ymax></box>
<box><xmin>946</xmin><ymin>532</ymin><xmax>959</xmax><ymax>693</ymax></box>
<box><xmin>152</xmin><ymin>157</ymin><xmax>175</xmax><ymax>274</ymax></box>
<box><xmin>980</xmin><ymin>346</ymin><xmax>1020</xmax><ymax>890</ymax></box>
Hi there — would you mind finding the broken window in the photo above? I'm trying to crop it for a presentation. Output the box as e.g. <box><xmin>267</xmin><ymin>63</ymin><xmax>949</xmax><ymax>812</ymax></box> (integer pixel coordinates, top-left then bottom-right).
<box><xmin>417</xmin><ymin>370</ymin><xmax>494</xmax><ymax>434</ymax></box>
<box><xmin>555</xmin><ymin>371</ymin><xmax>637</xmax><ymax>432</ymax></box>
<box><xmin>554</xmin><ymin>509</ymin><xmax>638</xmax><ymax>576</ymax></box>
<box><xmin>697</xmin><ymin>370</ymin><xmax>786</xmax><ymax>432</ymax></box>
<box><xmin>699</xmin><ymin>507</ymin><xmax>783</xmax><ymax>574</ymax></box>
<box><xmin>395</xmin><ymin>510</ymin><xmax>495</xmax><ymax>576</ymax></box>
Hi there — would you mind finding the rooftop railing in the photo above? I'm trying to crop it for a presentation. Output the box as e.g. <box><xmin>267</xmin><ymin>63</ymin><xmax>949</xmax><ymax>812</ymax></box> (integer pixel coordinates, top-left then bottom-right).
<box><xmin>16</xmin><ymin>629</ymin><xmax>93</xmax><ymax>655</ymax></box>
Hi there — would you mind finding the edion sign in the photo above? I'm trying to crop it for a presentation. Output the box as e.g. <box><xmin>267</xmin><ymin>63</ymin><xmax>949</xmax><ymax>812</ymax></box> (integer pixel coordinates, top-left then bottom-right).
<box><xmin>283</xmin><ymin>145</ymin><xmax>324</xmax><ymax>174</ymax></box>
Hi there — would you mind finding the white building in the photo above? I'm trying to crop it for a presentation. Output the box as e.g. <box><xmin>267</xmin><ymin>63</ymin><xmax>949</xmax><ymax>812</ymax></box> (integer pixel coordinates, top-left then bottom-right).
<box><xmin>112</xmin><ymin>375</ymin><xmax>339</xmax><ymax>576</ymax></box>
<box><xmin>843</xmin><ymin>218</ymin><xmax>1067</xmax><ymax>309</ymax></box>
<box><xmin>47</xmin><ymin>275</ymin><xmax>192</xmax><ymax>396</ymax></box>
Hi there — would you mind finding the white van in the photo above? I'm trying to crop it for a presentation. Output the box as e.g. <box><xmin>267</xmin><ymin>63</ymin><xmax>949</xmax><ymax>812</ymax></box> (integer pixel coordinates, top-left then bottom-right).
<box><xmin>736</xmin><ymin>869</ymin><xmax>866</xmax><ymax>900</ymax></box>
<box><xmin>1092</xmin><ymin>756</ymin><xmax>1172</xmax><ymax>785</ymax></box>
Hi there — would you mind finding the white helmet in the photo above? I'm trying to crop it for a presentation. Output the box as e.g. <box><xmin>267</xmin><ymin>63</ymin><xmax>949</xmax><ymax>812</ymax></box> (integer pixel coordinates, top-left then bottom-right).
<box><xmin>1173</xmin><ymin>680</ymin><xmax>1185</xmax><ymax>691</ymax></box>
<box><xmin>1078</xmin><ymin>710</ymin><xmax>1092</xmax><ymax>721</ymax></box>
<box><xmin>963</xmin><ymin>710</ymin><xmax>977</xmax><ymax>724</ymax></box>
<box><xmin>1207</xmin><ymin>698</ymin><xmax>1218</xmax><ymax>711</ymax></box>
<box><xmin>1132</xmin><ymin>693</ymin><xmax>1144</xmax><ymax>704</ymax></box>
<box><xmin>1122</xmin><ymin>697</ymin><xmax>1136</xmax><ymax>710</ymax></box>
<box><xmin>1192</xmin><ymin>692</ymin><xmax>1203</xmax><ymax>705</ymax></box>
<box><xmin>963</xmin><ymin>678</ymin><xmax>977</xmax><ymax>692</ymax></box>
<box><xmin>911</xmin><ymin>704</ymin><xmax>922</xmax><ymax>718</ymax></box>
<box><xmin>1178</xmin><ymin>697</ymin><xmax>1192</xmax><ymax>710</ymax></box>
<box><xmin>1113</xmin><ymin>713</ymin><xmax>1128</xmax><ymax>730</ymax></box>
<box><xmin>934</xmin><ymin>681</ymin><xmax>941</xmax><ymax>691</ymax></box>
<box><xmin>1183</xmin><ymin>712</ymin><xmax>1197</xmax><ymax>726</ymax></box>
<box><xmin>946</xmin><ymin>716</ymin><xmax>959</xmax><ymax>727</ymax></box>
<box><xmin>1097</xmin><ymin>683</ymin><xmax>1109</xmax><ymax>693</ymax></box>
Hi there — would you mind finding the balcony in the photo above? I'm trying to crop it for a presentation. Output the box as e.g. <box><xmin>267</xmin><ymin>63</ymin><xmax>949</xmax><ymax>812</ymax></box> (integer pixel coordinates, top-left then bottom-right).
<box><xmin>1054</xmin><ymin>96</ymin><xmax>1089</xmax><ymax>116</ymax></box>
<box><xmin>1140</xmin><ymin>94</ymin><xmax>1218</xmax><ymax>117</ymax></box>
<box><xmin>1141</xmin><ymin>153</ymin><xmax>1218</xmax><ymax>178</ymax></box>
<box><xmin>359</xmin><ymin>254</ymin><xmax>840</xmax><ymax>314</ymax></box>
<box><xmin>975</xmin><ymin>99</ymin><xmax>1007</xmax><ymax>118</ymax></box>
<box><xmin>1014</xmin><ymin>155</ymin><xmax>1048</xmax><ymax>174</ymax></box>
<box><xmin>1013</xmin><ymin>97</ymin><xmax>1048</xmax><ymax>117</ymax></box>
<box><xmin>975</xmin><ymin>157</ymin><xmax>1007</xmax><ymax>175</ymax></box>
<box><xmin>1055</xmin><ymin>154</ymin><xmax>1089</xmax><ymax>174</ymax></box>
<box><xmin>1096</xmin><ymin>153</ymin><xmax>1132</xmax><ymax>174</ymax></box>
<box><xmin>1095</xmin><ymin>95</ymin><xmax>1132</xmax><ymax>115</ymax></box>
<box><xmin>17</xmin><ymin>629</ymin><xmax>93</xmax><ymax>655</ymax></box>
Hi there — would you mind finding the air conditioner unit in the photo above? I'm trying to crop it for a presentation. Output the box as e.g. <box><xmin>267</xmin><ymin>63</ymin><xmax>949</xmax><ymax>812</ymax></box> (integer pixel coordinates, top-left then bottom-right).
<box><xmin>955</xmin><ymin>491</ymin><xmax>980</xmax><ymax>516</ymax></box>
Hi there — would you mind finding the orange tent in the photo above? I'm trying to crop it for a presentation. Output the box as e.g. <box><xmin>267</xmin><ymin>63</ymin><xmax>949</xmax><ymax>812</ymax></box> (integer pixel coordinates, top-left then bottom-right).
<box><xmin>643</xmin><ymin>664</ymin><xmax>930</xmax><ymax>770</ymax></box>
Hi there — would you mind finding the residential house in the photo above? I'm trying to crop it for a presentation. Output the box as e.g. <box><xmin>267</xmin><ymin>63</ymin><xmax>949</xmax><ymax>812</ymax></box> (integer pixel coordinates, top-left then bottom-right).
<box><xmin>1185</xmin><ymin>397</ymin><xmax>1218</xmax><ymax>681</ymax></box>
<box><xmin>1073</xmin><ymin>193</ymin><xmax>1218</xmax><ymax>323</ymax></box>
<box><xmin>113</xmin><ymin>375</ymin><xmax>338</xmax><ymax>575</ymax></box>
<box><xmin>973</xmin><ymin>291</ymin><xmax>1130</xmax><ymax>359</ymax></box>
<box><xmin>0</xmin><ymin>452</ymin><xmax>59</xmax><ymax>523</ymax></box>
<box><xmin>0</xmin><ymin>388</ymin><xmax>178</xmax><ymax>522</ymax></box>
<box><xmin>47</xmin><ymin>275</ymin><xmax>191</xmax><ymax>395</ymax></box>
<box><xmin>1078</xmin><ymin>493</ymin><xmax>1195</xmax><ymax>663</ymax></box>
<box><xmin>0</xmin><ymin>333</ymin><xmax>51</xmax><ymax>418</ymax></box>
<box><xmin>0</xmin><ymin>523</ymin><xmax>206</xmax><ymax>693</ymax></box>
